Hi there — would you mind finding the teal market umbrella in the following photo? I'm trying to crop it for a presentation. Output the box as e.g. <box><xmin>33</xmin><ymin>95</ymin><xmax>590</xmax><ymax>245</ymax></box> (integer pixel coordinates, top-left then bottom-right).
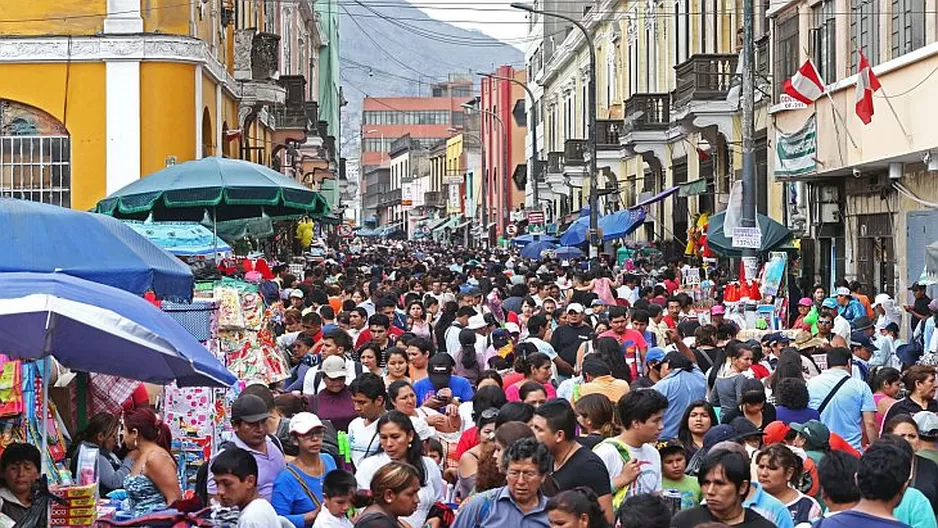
<box><xmin>706</xmin><ymin>211</ymin><xmax>794</xmax><ymax>256</ymax></box>
<box><xmin>95</xmin><ymin>157</ymin><xmax>330</xmax><ymax>222</ymax></box>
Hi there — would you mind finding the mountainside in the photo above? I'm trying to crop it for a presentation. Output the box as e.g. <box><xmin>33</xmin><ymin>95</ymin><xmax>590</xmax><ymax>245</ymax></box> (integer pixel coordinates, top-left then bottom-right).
<box><xmin>338</xmin><ymin>2</ymin><xmax>524</xmax><ymax>150</ymax></box>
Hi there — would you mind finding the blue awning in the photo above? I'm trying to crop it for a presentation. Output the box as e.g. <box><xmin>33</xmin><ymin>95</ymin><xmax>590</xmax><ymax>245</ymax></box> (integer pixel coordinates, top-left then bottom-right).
<box><xmin>634</xmin><ymin>186</ymin><xmax>680</xmax><ymax>208</ymax></box>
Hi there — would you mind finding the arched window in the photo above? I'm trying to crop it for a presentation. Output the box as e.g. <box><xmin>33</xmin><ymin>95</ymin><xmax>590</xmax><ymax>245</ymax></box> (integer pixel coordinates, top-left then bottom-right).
<box><xmin>0</xmin><ymin>99</ymin><xmax>71</xmax><ymax>207</ymax></box>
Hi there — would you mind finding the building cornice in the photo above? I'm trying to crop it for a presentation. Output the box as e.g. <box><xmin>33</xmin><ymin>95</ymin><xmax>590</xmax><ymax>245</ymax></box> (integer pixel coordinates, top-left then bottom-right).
<box><xmin>0</xmin><ymin>34</ymin><xmax>238</xmax><ymax>97</ymax></box>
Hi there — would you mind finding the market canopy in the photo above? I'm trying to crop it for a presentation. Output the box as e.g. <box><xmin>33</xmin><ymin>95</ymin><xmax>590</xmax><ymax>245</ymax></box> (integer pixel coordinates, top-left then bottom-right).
<box><xmin>559</xmin><ymin>216</ymin><xmax>590</xmax><ymax>246</ymax></box>
<box><xmin>0</xmin><ymin>198</ymin><xmax>194</xmax><ymax>302</ymax></box>
<box><xmin>123</xmin><ymin>221</ymin><xmax>232</xmax><ymax>257</ymax></box>
<box><xmin>520</xmin><ymin>240</ymin><xmax>557</xmax><ymax>260</ymax></box>
<box><xmin>598</xmin><ymin>208</ymin><xmax>646</xmax><ymax>241</ymax></box>
<box><xmin>706</xmin><ymin>211</ymin><xmax>794</xmax><ymax>256</ymax></box>
<box><xmin>95</xmin><ymin>157</ymin><xmax>330</xmax><ymax>222</ymax></box>
<box><xmin>0</xmin><ymin>273</ymin><xmax>235</xmax><ymax>387</ymax></box>
<box><xmin>511</xmin><ymin>233</ymin><xmax>558</xmax><ymax>247</ymax></box>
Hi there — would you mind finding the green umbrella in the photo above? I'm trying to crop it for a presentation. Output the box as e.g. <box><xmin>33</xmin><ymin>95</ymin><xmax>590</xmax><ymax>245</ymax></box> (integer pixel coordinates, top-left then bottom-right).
<box><xmin>706</xmin><ymin>211</ymin><xmax>794</xmax><ymax>257</ymax></box>
<box><xmin>95</xmin><ymin>157</ymin><xmax>330</xmax><ymax>222</ymax></box>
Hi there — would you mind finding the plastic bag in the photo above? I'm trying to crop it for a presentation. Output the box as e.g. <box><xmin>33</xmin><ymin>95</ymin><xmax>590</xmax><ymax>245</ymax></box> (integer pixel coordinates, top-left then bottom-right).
<box><xmin>76</xmin><ymin>444</ymin><xmax>99</xmax><ymax>485</ymax></box>
<box><xmin>13</xmin><ymin>475</ymin><xmax>66</xmax><ymax>528</ymax></box>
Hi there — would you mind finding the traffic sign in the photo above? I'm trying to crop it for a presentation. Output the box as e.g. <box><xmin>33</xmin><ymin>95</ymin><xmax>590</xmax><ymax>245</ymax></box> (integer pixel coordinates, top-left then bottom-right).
<box><xmin>422</xmin><ymin>225</ymin><xmax>431</xmax><ymax>235</ymax></box>
<box><xmin>527</xmin><ymin>211</ymin><xmax>545</xmax><ymax>225</ymax></box>
<box><xmin>506</xmin><ymin>224</ymin><xmax>518</xmax><ymax>236</ymax></box>
<box><xmin>337</xmin><ymin>224</ymin><xmax>354</xmax><ymax>238</ymax></box>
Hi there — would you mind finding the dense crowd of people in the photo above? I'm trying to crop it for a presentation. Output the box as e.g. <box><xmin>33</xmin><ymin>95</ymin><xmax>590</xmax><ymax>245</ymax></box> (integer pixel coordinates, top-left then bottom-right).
<box><xmin>3</xmin><ymin>239</ymin><xmax>938</xmax><ymax>528</ymax></box>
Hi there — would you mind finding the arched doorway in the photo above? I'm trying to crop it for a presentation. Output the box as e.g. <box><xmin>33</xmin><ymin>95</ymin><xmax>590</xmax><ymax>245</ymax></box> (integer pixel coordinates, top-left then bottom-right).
<box><xmin>201</xmin><ymin>108</ymin><xmax>213</xmax><ymax>157</ymax></box>
<box><xmin>0</xmin><ymin>99</ymin><xmax>71</xmax><ymax>207</ymax></box>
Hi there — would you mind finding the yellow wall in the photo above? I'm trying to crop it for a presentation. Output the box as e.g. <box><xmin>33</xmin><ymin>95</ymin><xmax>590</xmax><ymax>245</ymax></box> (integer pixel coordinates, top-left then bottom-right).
<box><xmin>0</xmin><ymin>62</ymin><xmax>106</xmax><ymax>211</ymax></box>
<box><xmin>0</xmin><ymin>0</ymin><xmax>106</xmax><ymax>35</ymax></box>
<box><xmin>142</xmin><ymin>0</ymin><xmax>191</xmax><ymax>35</ymax></box>
<box><xmin>140</xmin><ymin>62</ymin><xmax>196</xmax><ymax>177</ymax></box>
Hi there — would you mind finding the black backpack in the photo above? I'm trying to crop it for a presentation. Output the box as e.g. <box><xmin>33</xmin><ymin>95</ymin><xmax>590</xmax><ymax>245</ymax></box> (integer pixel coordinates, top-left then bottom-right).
<box><xmin>194</xmin><ymin>434</ymin><xmax>284</xmax><ymax>506</ymax></box>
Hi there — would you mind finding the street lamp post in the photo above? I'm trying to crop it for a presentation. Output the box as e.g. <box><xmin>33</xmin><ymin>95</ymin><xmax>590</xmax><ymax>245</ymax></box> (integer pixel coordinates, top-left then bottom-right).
<box><xmin>511</xmin><ymin>2</ymin><xmax>597</xmax><ymax>258</ymax></box>
<box><xmin>462</xmin><ymin>103</ymin><xmax>508</xmax><ymax>246</ymax></box>
<box><xmin>477</xmin><ymin>72</ymin><xmax>540</xmax><ymax>219</ymax></box>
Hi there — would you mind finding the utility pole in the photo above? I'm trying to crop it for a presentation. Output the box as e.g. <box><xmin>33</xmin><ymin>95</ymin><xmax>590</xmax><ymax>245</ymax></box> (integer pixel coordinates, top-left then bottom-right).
<box><xmin>740</xmin><ymin>0</ymin><xmax>757</xmax><ymax>260</ymax></box>
<box><xmin>512</xmin><ymin>2</ymin><xmax>596</xmax><ymax>258</ymax></box>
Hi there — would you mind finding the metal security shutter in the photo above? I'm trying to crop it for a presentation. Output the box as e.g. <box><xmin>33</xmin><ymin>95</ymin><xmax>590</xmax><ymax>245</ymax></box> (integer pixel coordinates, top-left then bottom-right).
<box><xmin>907</xmin><ymin>210</ymin><xmax>938</xmax><ymax>300</ymax></box>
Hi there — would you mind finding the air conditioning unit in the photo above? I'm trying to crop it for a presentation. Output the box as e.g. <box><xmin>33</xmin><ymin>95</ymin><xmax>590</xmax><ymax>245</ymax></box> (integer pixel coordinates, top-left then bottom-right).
<box><xmin>818</xmin><ymin>186</ymin><xmax>838</xmax><ymax>203</ymax></box>
<box><xmin>819</xmin><ymin>203</ymin><xmax>840</xmax><ymax>224</ymax></box>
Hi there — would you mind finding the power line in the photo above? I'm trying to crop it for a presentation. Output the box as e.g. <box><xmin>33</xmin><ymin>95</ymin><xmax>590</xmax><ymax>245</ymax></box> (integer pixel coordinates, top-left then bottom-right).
<box><xmin>340</xmin><ymin>4</ymin><xmax>439</xmax><ymax>82</ymax></box>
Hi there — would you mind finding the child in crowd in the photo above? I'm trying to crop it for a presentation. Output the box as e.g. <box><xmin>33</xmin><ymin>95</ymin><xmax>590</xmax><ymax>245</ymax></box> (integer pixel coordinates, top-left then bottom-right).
<box><xmin>313</xmin><ymin>470</ymin><xmax>357</xmax><ymax>528</ymax></box>
<box><xmin>210</xmin><ymin>447</ymin><xmax>280</xmax><ymax>528</ymax></box>
<box><xmin>657</xmin><ymin>439</ymin><xmax>701</xmax><ymax>510</ymax></box>
<box><xmin>425</xmin><ymin>438</ymin><xmax>445</xmax><ymax>468</ymax></box>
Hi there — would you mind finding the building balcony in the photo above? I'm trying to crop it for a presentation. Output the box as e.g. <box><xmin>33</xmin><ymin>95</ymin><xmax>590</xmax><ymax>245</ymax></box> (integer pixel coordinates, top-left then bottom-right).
<box><xmin>272</xmin><ymin>76</ymin><xmax>312</xmax><ymax>131</ymax></box>
<box><xmin>380</xmin><ymin>188</ymin><xmax>402</xmax><ymax>207</ymax></box>
<box><xmin>424</xmin><ymin>190</ymin><xmax>446</xmax><ymax>208</ymax></box>
<box><xmin>546</xmin><ymin>152</ymin><xmax>564</xmax><ymax>175</ymax></box>
<box><xmin>673</xmin><ymin>54</ymin><xmax>738</xmax><ymax>109</ymax></box>
<box><xmin>623</xmin><ymin>93</ymin><xmax>671</xmax><ymax>134</ymax></box>
<box><xmin>596</xmin><ymin>120</ymin><xmax>622</xmax><ymax>149</ymax></box>
<box><xmin>234</xmin><ymin>29</ymin><xmax>281</xmax><ymax>82</ymax></box>
<box><xmin>563</xmin><ymin>139</ymin><xmax>587</xmax><ymax>166</ymax></box>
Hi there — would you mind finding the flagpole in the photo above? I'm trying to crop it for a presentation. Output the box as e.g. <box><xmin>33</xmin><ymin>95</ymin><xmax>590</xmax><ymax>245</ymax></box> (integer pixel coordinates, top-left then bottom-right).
<box><xmin>800</xmin><ymin>48</ymin><xmax>858</xmax><ymax>149</ymax></box>
<box><xmin>878</xmin><ymin>85</ymin><xmax>912</xmax><ymax>142</ymax></box>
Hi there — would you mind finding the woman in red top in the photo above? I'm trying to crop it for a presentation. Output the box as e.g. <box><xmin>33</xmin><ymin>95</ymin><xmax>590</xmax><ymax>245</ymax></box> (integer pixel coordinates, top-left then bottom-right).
<box><xmin>792</xmin><ymin>297</ymin><xmax>814</xmax><ymax>331</ymax></box>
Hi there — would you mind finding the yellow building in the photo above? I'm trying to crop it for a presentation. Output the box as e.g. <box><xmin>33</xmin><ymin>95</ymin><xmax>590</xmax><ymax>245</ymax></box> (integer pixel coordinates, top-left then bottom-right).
<box><xmin>525</xmin><ymin>0</ymin><xmax>781</xmax><ymax>252</ymax></box>
<box><xmin>0</xmin><ymin>0</ymin><xmax>334</xmax><ymax>212</ymax></box>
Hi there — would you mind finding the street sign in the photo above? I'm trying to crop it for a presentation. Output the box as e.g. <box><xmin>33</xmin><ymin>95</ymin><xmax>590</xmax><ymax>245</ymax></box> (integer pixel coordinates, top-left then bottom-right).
<box><xmin>506</xmin><ymin>224</ymin><xmax>518</xmax><ymax>236</ymax></box>
<box><xmin>337</xmin><ymin>224</ymin><xmax>354</xmax><ymax>238</ymax></box>
<box><xmin>731</xmin><ymin>227</ymin><xmax>763</xmax><ymax>249</ymax></box>
<box><xmin>527</xmin><ymin>211</ymin><xmax>545</xmax><ymax>225</ymax></box>
<box><xmin>421</xmin><ymin>225</ymin><xmax>431</xmax><ymax>235</ymax></box>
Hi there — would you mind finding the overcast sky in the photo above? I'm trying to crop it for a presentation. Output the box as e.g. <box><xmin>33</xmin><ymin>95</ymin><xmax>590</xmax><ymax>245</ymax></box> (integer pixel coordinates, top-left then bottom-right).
<box><xmin>415</xmin><ymin>1</ymin><xmax>530</xmax><ymax>47</ymax></box>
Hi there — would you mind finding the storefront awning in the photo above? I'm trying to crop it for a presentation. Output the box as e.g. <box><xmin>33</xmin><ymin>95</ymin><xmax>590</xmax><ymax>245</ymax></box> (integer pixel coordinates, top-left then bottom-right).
<box><xmin>433</xmin><ymin>216</ymin><xmax>459</xmax><ymax>233</ymax></box>
<box><xmin>454</xmin><ymin>220</ymin><xmax>472</xmax><ymax>229</ymax></box>
<box><xmin>634</xmin><ymin>186</ymin><xmax>680</xmax><ymax>208</ymax></box>
<box><xmin>427</xmin><ymin>216</ymin><xmax>450</xmax><ymax>232</ymax></box>
<box><xmin>678</xmin><ymin>179</ymin><xmax>709</xmax><ymax>197</ymax></box>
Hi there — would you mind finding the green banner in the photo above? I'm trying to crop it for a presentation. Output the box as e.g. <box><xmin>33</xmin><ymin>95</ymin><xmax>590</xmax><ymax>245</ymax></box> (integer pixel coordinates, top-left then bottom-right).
<box><xmin>774</xmin><ymin>114</ymin><xmax>817</xmax><ymax>178</ymax></box>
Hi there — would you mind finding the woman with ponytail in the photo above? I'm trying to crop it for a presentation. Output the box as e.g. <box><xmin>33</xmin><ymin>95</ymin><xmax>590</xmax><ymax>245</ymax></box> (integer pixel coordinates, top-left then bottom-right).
<box><xmin>574</xmin><ymin>394</ymin><xmax>620</xmax><ymax>449</ymax></box>
<box><xmin>67</xmin><ymin>412</ymin><xmax>132</xmax><ymax>494</ymax></box>
<box><xmin>454</xmin><ymin>328</ymin><xmax>483</xmax><ymax>385</ymax></box>
<box><xmin>122</xmin><ymin>408</ymin><xmax>181</xmax><ymax>516</ymax></box>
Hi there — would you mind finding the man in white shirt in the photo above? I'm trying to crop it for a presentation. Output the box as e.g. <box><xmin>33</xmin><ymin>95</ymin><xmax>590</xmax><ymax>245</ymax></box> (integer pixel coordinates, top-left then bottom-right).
<box><xmin>616</xmin><ymin>274</ymin><xmax>640</xmax><ymax>305</ymax></box>
<box><xmin>822</xmin><ymin>298</ymin><xmax>852</xmax><ymax>342</ymax></box>
<box><xmin>210</xmin><ymin>447</ymin><xmax>281</xmax><ymax>528</ymax></box>
<box><xmin>445</xmin><ymin>306</ymin><xmax>476</xmax><ymax>358</ymax></box>
<box><xmin>593</xmin><ymin>389</ymin><xmax>668</xmax><ymax>500</ymax></box>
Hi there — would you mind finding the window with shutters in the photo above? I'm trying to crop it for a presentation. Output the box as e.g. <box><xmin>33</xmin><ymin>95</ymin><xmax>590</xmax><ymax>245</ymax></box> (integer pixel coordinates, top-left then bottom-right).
<box><xmin>891</xmin><ymin>0</ymin><xmax>925</xmax><ymax>58</ymax></box>
<box><xmin>674</xmin><ymin>0</ymin><xmax>689</xmax><ymax>65</ymax></box>
<box><xmin>774</xmin><ymin>10</ymin><xmax>799</xmax><ymax>100</ymax></box>
<box><xmin>811</xmin><ymin>0</ymin><xmax>837</xmax><ymax>83</ymax></box>
<box><xmin>851</xmin><ymin>0</ymin><xmax>880</xmax><ymax>71</ymax></box>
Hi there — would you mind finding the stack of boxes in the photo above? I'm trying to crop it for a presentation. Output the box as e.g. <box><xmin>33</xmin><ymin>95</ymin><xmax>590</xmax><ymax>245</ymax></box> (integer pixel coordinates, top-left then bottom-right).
<box><xmin>49</xmin><ymin>483</ymin><xmax>98</xmax><ymax>526</ymax></box>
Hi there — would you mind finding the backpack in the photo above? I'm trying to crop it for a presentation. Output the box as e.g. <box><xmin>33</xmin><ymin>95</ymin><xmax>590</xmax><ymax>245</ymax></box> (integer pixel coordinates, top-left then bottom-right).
<box><xmin>305</xmin><ymin>392</ymin><xmax>343</xmax><ymax>464</ymax></box>
<box><xmin>593</xmin><ymin>438</ymin><xmax>632</xmax><ymax>510</ymax></box>
<box><xmin>194</xmin><ymin>434</ymin><xmax>284</xmax><ymax>506</ymax></box>
<box><xmin>310</xmin><ymin>360</ymin><xmax>364</xmax><ymax>395</ymax></box>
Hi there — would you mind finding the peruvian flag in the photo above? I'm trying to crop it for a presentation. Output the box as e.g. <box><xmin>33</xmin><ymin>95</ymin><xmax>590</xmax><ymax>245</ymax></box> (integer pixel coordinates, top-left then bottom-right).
<box><xmin>855</xmin><ymin>51</ymin><xmax>881</xmax><ymax>124</ymax></box>
<box><xmin>782</xmin><ymin>60</ymin><xmax>826</xmax><ymax>104</ymax></box>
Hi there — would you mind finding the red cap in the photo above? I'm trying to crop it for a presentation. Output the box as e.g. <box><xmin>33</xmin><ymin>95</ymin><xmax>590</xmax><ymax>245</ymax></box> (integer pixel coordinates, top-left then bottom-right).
<box><xmin>763</xmin><ymin>421</ymin><xmax>791</xmax><ymax>445</ymax></box>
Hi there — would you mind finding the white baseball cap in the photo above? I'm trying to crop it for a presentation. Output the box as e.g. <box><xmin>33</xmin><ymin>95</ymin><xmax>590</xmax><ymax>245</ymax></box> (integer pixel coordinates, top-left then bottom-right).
<box><xmin>321</xmin><ymin>355</ymin><xmax>347</xmax><ymax>379</ymax></box>
<box><xmin>467</xmin><ymin>314</ymin><xmax>487</xmax><ymax>330</ymax></box>
<box><xmin>835</xmin><ymin>287</ymin><xmax>851</xmax><ymax>297</ymax></box>
<box><xmin>504</xmin><ymin>322</ymin><xmax>521</xmax><ymax>334</ymax></box>
<box><xmin>289</xmin><ymin>289</ymin><xmax>305</xmax><ymax>299</ymax></box>
<box><xmin>289</xmin><ymin>412</ymin><xmax>325</xmax><ymax>435</ymax></box>
<box><xmin>566</xmin><ymin>303</ymin><xmax>585</xmax><ymax>314</ymax></box>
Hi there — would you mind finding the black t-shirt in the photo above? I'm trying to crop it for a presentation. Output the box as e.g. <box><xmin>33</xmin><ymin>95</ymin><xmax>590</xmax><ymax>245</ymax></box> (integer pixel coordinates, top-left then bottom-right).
<box><xmin>693</xmin><ymin>346</ymin><xmax>722</xmax><ymax>374</ymax></box>
<box><xmin>552</xmin><ymin>445</ymin><xmax>612</xmax><ymax>497</ymax></box>
<box><xmin>551</xmin><ymin>324</ymin><xmax>594</xmax><ymax>366</ymax></box>
<box><xmin>882</xmin><ymin>397</ymin><xmax>938</xmax><ymax>426</ymax></box>
<box><xmin>719</xmin><ymin>404</ymin><xmax>778</xmax><ymax>430</ymax></box>
<box><xmin>631</xmin><ymin>376</ymin><xmax>656</xmax><ymax>390</ymax></box>
<box><xmin>914</xmin><ymin>295</ymin><xmax>932</xmax><ymax>331</ymax></box>
<box><xmin>576</xmin><ymin>433</ymin><xmax>604</xmax><ymax>450</ymax></box>
<box><xmin>671</xmin><ymin>506</ymin><xmax>776</xmax><ymax>528</ymax></box>
<box><xmin>571</xmin><ymin>289</ymin><xmax>597</xmax><ymax>306</ymax></box>
<box><xmin>913</xmin><ymin>454</ymin><xmax>938</xmax><ymax>515</ymax></box>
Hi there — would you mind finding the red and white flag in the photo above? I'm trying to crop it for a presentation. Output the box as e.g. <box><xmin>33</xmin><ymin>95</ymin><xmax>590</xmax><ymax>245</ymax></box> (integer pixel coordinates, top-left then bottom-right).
<box><xmin>782</xmin><ymin>60</ymin><xmax>826</xmax><ymax>104</ymax></box>
<box><xmin>855</xmin><ymin>51</ymin><xmax>881</xmax><ymax>124</ymax></box>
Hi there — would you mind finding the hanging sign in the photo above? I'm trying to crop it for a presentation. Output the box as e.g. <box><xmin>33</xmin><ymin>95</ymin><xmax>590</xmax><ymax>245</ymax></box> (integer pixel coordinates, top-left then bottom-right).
<box><xmin>732</xmin><ymin>227</ymin><xmax>763</xmax><ymax>249</ymax></box>
<box><xmin>775</xmin><ymin>114</ymin><xmax>817</xmax><ymax>179</ymax></box>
